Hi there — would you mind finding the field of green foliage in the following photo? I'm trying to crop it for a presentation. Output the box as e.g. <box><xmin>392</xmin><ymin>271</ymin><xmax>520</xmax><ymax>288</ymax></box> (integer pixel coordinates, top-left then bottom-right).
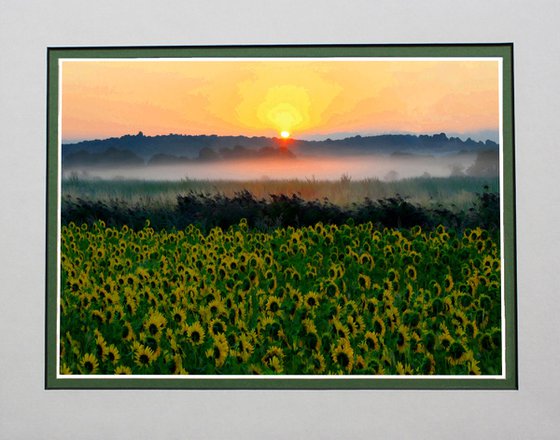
<box><xmin>60</xmin><ymin>219</ymin><xmax>501</xmax><ymax>375</ymax></box>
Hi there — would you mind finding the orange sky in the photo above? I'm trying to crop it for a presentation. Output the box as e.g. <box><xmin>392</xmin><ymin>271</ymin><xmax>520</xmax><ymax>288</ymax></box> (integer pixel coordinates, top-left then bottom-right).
<box><xmin>61</xmin><ymin>59</ymin><xmax>500</xmax><ymax>141</ymax></box>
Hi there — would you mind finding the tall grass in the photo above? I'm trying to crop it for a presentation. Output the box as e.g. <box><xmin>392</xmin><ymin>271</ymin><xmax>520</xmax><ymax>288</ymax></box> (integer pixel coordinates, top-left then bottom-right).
<box><xmin>62</xmin><ymin>175</ymin><xmax>498</xmax><ymax>210</ymax></box>
<box><xmin>61</xmin><ymin>176</ymin><xmax>499</xmax><ymax>233</ymax></box>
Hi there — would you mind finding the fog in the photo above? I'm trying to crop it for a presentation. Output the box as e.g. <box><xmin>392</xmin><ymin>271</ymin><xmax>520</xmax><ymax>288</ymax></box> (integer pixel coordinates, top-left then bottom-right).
<box><xmin>63</xmin><ymin>153</ymin><xmax>478</xmax><ymax>182</ymax></box>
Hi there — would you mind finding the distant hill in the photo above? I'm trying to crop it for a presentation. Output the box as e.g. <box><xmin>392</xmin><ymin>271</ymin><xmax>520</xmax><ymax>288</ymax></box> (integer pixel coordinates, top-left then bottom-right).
<box><xmin>295</xmin><ymin>133</ymin><xmax>498</xmax><ymax>156</ymax></box>
<box><xmin>62</xmin><ymin>132</ymin><xmax>282</xmax><ymax>161</ymax></box>
<box><xmin>62</xmin><ymin>131</ymin><xmax>498</xmax><ymax>170</ymax></box>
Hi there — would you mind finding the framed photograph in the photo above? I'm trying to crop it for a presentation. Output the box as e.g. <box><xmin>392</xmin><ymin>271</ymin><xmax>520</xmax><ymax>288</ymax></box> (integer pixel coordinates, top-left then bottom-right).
<box><xmin>46</xmin><ymin>44</ymin><xmax>516</xmax><ymax>389</ymax></box>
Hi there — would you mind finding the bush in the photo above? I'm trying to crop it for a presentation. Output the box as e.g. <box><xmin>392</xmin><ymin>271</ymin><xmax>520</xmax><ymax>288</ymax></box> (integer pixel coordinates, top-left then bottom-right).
<box><xmin>62</xmin><ymin>189</ymin><xmax>500</xmax><ymax>233</ymax></box>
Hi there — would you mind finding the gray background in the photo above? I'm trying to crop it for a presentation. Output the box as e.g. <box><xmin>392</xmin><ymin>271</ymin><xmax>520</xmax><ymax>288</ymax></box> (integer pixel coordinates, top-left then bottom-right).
<box><xmin>1</xmin><ymin>0</ymin><xmax>559</xmax><ymax>438</ymax></box>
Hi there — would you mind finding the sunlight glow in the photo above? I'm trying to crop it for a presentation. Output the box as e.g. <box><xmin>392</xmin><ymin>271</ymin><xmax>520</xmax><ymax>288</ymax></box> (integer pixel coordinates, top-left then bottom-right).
<box><xmin>61</xmin><ymin>60</ymin><xmax>500</xmax><ymax>141</ymax></box>
<box><xmin>280</xmin><ymin>130</ymin><xmax>290</xmax><ymax>139</ymax></box>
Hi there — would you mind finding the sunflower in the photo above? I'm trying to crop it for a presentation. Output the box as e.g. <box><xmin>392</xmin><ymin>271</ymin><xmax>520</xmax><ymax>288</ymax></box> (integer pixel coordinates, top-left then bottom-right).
<box><xmin>439</xmin><ymin>333</ymin><xmax>453</xmax><ymax>351</ymax></box>
<box><xmin>311</xmin><ymin>352</ymin><xmax>326</xmax><ymax>374</ymax></box>
<box><xmin>207</xmin><ymin>298</ymin><xmax>227</xmax><ymax>317</ymax></box>
<box><xmin>208</xmin><ymin>334</ymin><xmax>229</xmax><ymax>368</ymax></box>
<box><xmin>447</xmin><ymin>342</ymin><xmax>469</xmax><ymax>366</ymax></box>
<box><xmin>133</xmin><ymin>343</ymin><xmax>157</xmax><ymax>368</ymax></box>
<box><xmin>383</xmin><ymin>244</ymin><xmax>394</xmax><ymax>257</ymax></box>
<box><xmin>80</xmin><ymin>353</ymin><xmax>99</xmax><ymax>374</ymax></box>
<box><xmin>95</xmin><ymin>332</ymin><xmax>109</xmax><ymax>361</ymax></box>
<box><xmin>264</xmin><ymin>275</ymin><xmax>277</xmax><ymax>294</ymax></box>
<box><xmin>381</xmin><ymin>278</ymin><xmax>393</xmax><ymax>295</ymax></box>
<box><xmin>460</xmin><ymin>263</ymin><xmax>472</xmax><ymax>279</ymax></box>
<box><xmin>247</xmin><ymin>269</ymin><xmax>259</xmax><ymax>286</ymax></box>
<box><xmin>359</xmin><ymin>252</ymin><xmax>375</xmax><ymax>270</ymax></box>
<box><xmin>324</xmin><ymin>281</ymin><xmax>340</xmax><ymax>297</ymax></box>
<box><xmin>237</xmin><ymin>334</ymin><xmax>254</xmax><ymax>362</ymax></box>
<box><xmin>452</xmin><ymin>310</ymin><xmax>469</xmax><ymax>329</ymax></box>
<box><xmin>208</xmin><ymin>318</ymin><xmax>227</xmax><ymax>337</ymax></box>
<box><xmin>354</xmin><ymin>355</ymin><xmax>366</xmax><ymax>371</ymax></box>
<box><xmin>385</xmin><ymin>268</ymin><xmax>399</xmax><ymax>283</ymax></box>
<box><xmin>405</xmin><ymin>265</ymin><xmax>417</xmax><ymax>281</ymax></box>
<box><xmin>357</xmin><ymin>274</ymin><xmax>371</xmax><ymax>291</ymax></box>
<box><xmin>139</xmin><ymin>332</ymin><xmax>161</xmax><ymax>358</ymax></box>
<box><xmin>475</xmin><ymin>239</ymin><xmax>486</xmax><ymax>252</ymax></box>
<box><xmin>331</xmin><ymin>339</ymin><xmax>354</xmax><ymax>373</ymax></box>
<box><xmin>90</xmin><ymin>309</ymin><xmax>105</xmax><ymax>325</ymax></box>
<box><xmin>143</xmin><ymin>311</ymin><xmax>167</xmax><ymax>338</ymax></box>
<box><xmin>395</xmin><ymin>324</ymin><xmax>410</xmax><ymax>354</ymax></box>
<box><xmin>363</xmin><ymin>331</ymin><xmax>380</xmax><ymax>352</ymax></box>
<box><xmin>490</xmin><ymin>327</ymin><xmax>501</xmax><ymax>349</ymax></box>
<box><xmin>458</xmin><ymin>292</ymin><xmax>474</xmax><ymax>308</ymax></box>
<box><xmin>462</xmin><ymin>319</ymin><xmax>478</xmax><ymax>339</ymax></box>
<box><xmin>106</xmin><ymin>344</ymin><xmax>120</xmax><ymax>364</ymax></box>
<box><xmin>466</xmin><ymin>355</ymin><xmax>482</xmax><ymax>375</ymax></box>
<box><xmin>60</xmin><ymin>363</ymin><xmax>73</xmax><ymax>375</ymax></box>
<box><xmin>262</xmin><ymin>346</ymin><xmax>285</xmax><ymax>367</ymax></box>
<box><xmin>171</xmin><ymin>306</ymin><xmax>187</xmax><ymax>327</ymax></box>
<box><xmin>346</xmin><ymin>316</ymin><xmax>360</xmax><ymax>337</ymax></box>
<box><xmin>114</xmin><ymin>365</ymin><xmax>132</xmax><ymax>375</ymax></box>
<box><xmin>265</xmin><ymin>296</ymin><xmax>282</xmax><ymax>315</ymax></box>
<box><xmin>371</xmin><ymin>316</ymin><xmax>386</xmax><ymax>337</ymax></box>
<box><xmin>332</xmin><ymin>318</ymin><xmax>350</xmax><ymax>339</ymax></box>
<box><xmin>187</xmin><ymin>322</ymin><xmax>206</xmax><ymax>345</ymax></box>
<box><xmin>429</xmin><ymin>280</ymin><xmax>443</xmax><ymax>297</ymax></box>
<box><xmin>121</xmin><ymin>321</ymin><xmax>135</xmax><ymax>341</ymax></box>
<box><xmin>303</xmin><ymin>292</ymin><xmax>320</xmax><ymax>310</ymax></box>
<box><xmin>351</xmin><ymin>315</ymin><xmax>365</xmax><ymax>335</ymax></box>
<box><xmin>364</xmin><ymin>297</ymin><xmax>378</xmax><ymax>315</ymax></box>
<box><xmin>328</xmin><ymin>263</ymin><xmax>341</xmax><ymax>280</ymax></box>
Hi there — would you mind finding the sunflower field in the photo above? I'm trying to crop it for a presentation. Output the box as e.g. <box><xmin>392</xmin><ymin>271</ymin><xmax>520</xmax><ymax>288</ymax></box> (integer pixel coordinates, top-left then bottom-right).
<box><xmin>60</xmin><ymin>219</ymin><xmax>501</xmax><ymax>376</ymax></box>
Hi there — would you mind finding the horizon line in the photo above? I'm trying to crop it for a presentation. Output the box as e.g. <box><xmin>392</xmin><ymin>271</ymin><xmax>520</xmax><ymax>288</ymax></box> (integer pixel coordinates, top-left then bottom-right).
<box><xmin>62</xmin><ymin>130</ymin><xmax>499</xmax><ymax>145</ymax></box>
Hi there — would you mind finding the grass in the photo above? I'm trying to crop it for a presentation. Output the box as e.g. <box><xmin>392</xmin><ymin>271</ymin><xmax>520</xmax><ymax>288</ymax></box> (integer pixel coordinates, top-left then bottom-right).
<box><xmin>61</xmin><ymin>176</ymin><xmax>500</xmax><ymax>233</ymax></box>
<box><xmin>62</xmin><ymin>175</ymin><xmax>499</xmax><ymax>210</ymax></box>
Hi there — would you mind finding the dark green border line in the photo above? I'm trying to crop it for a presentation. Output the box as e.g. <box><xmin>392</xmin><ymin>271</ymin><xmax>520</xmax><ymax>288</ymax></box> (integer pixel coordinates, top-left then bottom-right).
<box><xmin>46</xmin><ymin>44</ymin><xmax>517</xmax><ymax>390</ymax></box>
<box><xmin>47</xmin><ymin>44</ymin><xmax>513</xmax><ymax>61</ymax></box>
<box><xmin>504</xmin><ymin>45</ymin><xmax>518</xmax><ymax>390</ymax></box>
<box><xmin>46</xmin><ymin>49</ymin><xmax>60</xmax><ymax>389</ymax></box>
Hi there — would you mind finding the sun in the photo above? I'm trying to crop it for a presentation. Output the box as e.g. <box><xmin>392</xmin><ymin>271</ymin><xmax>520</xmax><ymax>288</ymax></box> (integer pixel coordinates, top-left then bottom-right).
<box><xmin>280</xmin><ymin>131</ymin><xmax>290</xmax><ymax>139</ymax></box>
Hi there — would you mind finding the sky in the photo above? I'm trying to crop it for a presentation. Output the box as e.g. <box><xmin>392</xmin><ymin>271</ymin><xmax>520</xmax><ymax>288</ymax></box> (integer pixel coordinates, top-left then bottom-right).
<box><xmin>61</xmin><ymin>59</ymin><xmax>500</xmax><ymax>142</ymax></box>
